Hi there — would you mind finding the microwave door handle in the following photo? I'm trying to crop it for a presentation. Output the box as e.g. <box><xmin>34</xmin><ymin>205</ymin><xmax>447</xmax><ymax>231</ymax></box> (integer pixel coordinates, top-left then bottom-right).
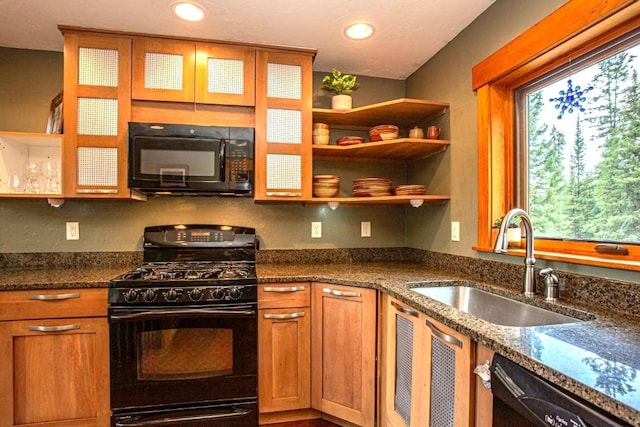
<box><xmin>219</xmin><ymin>138</ymin><xmax>226</xmax><ymax>182</ymax></box>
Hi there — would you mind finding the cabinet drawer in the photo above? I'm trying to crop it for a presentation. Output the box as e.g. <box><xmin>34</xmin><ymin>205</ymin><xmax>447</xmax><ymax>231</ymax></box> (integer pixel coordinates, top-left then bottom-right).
<box><xmin>0</xmin><ymin>288</ymin><xmax>108</xmax><ymax>321</ymax></box>
<box><xmin>258</xmin><ymin>283</ymin><xmax>310</xmax><ymax>309</ymax></box>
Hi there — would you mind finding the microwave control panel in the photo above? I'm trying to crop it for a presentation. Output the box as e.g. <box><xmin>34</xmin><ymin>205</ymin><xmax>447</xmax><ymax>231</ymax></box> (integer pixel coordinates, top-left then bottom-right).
<box><xmin>228</xmin><ymin>139</ymin><xmax>253</xmax><ymax>183</ymax></box>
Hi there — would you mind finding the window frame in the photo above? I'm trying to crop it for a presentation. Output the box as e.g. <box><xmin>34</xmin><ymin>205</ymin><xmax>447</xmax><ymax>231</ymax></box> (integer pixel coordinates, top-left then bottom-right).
<box><xmin>472</xmin><ymin>0</ymin><xmax>640</xmax><ymax>272</ymax></box>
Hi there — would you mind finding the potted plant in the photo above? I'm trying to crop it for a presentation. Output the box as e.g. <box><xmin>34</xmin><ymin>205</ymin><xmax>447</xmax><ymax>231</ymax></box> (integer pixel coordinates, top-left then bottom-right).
<box><xmin>493</xmin><ymin>217</ymin><xmax>522</xmax><ymax>248</ymax></box>
<box><xmin>322</xmin><ymin>68</ymin><xmax>360</xmax><ymax>110</ymax></box>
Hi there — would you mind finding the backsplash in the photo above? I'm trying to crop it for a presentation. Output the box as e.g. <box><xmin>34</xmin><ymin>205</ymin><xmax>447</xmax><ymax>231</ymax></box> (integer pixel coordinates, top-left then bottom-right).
<box><xmin>1</xmin><ymin>248</ymin><xmax>637</xmax><ymax>318</ymax></box>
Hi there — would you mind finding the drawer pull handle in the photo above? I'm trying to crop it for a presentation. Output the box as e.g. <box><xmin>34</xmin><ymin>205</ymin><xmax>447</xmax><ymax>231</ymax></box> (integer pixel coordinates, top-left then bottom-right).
<box><xmin>323</xmin><ymin>288</ymin><xmax>361</xmax><ymax>298</ymax></box>
<box><xmin>76</xmin><ymin>189</ymin><xmax>118</xmax><ymax>194</ymax></box>
<box><xmin>424</xmin><ymin>319</ymin><xmax>463</xmax><ymax>348</ymax></box>
<box><xmin>29</xmin><ymin>324</ymin><xmax>81</xmax><ymax>332</ymax></box>
<box><xmin>263</xmin><ymin>286</ymin><xmax>305</xmax><ymax>293</ymax></box>
<box><xmin>391</xmin><ymin>300</ymin><xmax>419</xmax><ymax>318</ymax></box>
<box><xmin>265</xmin><ymin>191</ymin><xmax>302</xmax><ymax>197</ymax></box>
<box><xmin>263</xmin><ymin>312</ymin><xmax>305</xmax><ymax>320</ymax></box>
<box><xmin>28</xmin><ymin>293</ymin><xmax>80</xmax><ymax>301</ymax></box>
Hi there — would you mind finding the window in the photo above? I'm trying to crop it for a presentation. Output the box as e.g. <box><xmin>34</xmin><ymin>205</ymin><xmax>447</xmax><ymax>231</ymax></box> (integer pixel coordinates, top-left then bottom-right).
<box><xmin>472</xmin><ymin>0</ymin><xmax>640</xmax><ymax>271</ymax></box>
<box><xmin>516</xmin><ymin>30</ymin><xmax>640</xmax><ymax>245</ymax></box>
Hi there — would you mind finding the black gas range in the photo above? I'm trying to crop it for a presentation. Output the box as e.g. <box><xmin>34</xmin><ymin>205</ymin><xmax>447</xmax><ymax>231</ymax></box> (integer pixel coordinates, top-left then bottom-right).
<box><xmin>108</xmin><ymin>225</ymin><xmax>259</xmax><ymax>427</ymax></box>
<box><xmin>109</xmin><ymin>224</ymin><xmax>257</xmax><ymax>306</ymax></box>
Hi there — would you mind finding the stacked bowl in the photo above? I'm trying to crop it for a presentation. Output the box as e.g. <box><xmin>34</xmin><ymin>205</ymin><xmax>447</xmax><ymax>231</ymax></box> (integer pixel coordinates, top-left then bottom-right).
<box><xmin>313</xmin><ymin>123</ymin><xmax>330</xmax><ymax>145</ymax></box>
<box><xmin>369</xmin><ymin>125</ymin><xmax>399</xmax><ymax>142</ymax></box>
<box><xmin>313</xmin><ymin>175</ymin><xmax>340</xmax><ymax>197</ymax></box>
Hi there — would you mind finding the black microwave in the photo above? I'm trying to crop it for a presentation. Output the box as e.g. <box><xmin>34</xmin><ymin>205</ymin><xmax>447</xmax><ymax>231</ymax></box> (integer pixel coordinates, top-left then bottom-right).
<box><xmin>128</xmin><ymin>122</ymin><xmax>254</xmax><ymax>196</ymax></box>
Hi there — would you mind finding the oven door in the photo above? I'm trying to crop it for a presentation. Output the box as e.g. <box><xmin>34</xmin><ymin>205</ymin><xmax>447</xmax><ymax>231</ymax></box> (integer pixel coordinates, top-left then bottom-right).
<box><xmin>109</xmin><ymin>304</ymin><xmax>257</xmax><ymax>412</ymax></box>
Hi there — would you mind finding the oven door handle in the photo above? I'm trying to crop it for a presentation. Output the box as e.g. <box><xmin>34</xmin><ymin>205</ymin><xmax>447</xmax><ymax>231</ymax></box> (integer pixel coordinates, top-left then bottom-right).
<box><xmin>109</xmin><ymin>307</ymin><xmax>256</xmax><ymax>320</ymax></box>
<box><xmin>115</xmin><ymin>408</ymin><xmax>251</xmax><ymax>427</ymax></box>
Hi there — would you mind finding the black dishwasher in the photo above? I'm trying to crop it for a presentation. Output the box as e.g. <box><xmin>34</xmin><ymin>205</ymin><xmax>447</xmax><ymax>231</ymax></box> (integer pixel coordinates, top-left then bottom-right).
<box><xmin>491</xmin><ymin>354</ymin><xmax>631</xmax><ymax>427</ymax></box>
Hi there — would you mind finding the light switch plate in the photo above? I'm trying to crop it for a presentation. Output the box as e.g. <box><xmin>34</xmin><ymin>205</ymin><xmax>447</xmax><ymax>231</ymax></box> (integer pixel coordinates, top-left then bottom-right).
<box><xmin>361</xmin><ymin>221</ymin><xmax>371</xmax><ymax>237</ymax></box>
<box><xmin>451</xmin><ymin>221</ymin><xmax>460</xmax><ymax>242</ymax></box>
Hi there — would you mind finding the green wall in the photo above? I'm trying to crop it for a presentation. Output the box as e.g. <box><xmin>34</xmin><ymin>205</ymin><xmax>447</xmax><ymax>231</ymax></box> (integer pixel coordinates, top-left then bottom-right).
<box><xmin>1</xmin><ymin>1</ymin><xmax>637</xmax><ymax>283</ymax></box>
<box><xmin>0</xmin><ymin>48</ymin><xmax>407</xmax><ymax>253</ymax></box>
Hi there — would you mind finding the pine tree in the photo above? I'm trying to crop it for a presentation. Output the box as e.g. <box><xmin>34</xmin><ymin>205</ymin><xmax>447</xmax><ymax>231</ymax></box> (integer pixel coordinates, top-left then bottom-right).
<box><xmin>568</xmin><ymin>115</ymin><xmax>597</xmax><ymax>239</ymax></box>
<box><xmin>587</xmin><ymin>51</ymin><xmax>640</xmax><ymax>241</ymax></box>
<box><xmin>528</xmin><ymin>89</ymin><xmax>570</xmax><ymax>237</ymax></box>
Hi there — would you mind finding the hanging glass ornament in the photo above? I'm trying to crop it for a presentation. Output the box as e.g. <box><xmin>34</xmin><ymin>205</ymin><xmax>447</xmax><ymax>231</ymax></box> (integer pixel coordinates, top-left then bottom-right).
<box><xmin>549</xmin><ymin>79</ymin><xmax>594</xmax><ymax>119</ymax></box>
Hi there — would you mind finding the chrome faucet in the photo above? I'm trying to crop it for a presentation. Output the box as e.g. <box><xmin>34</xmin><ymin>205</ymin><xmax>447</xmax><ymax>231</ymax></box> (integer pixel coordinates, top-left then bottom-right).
<box><xmin>540</xmin><ymin>268</ymin><xmax>559</xmax><ymax>303</ymax></box>
<box><xmin>493</xmin><ymin>208</ymin><xmax>536</xmax><ymax>297</ymax></box>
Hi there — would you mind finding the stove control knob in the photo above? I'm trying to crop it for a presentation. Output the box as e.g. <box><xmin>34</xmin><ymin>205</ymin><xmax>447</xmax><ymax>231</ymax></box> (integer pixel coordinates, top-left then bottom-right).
<box><xmin>229</xmin><ymin>287</ymin><xmax>242</xmax><ymax>300</ymax></box>
<box><xmin>212</xmin><ymin>288</ymin><xmax>226</xmax><ymax>300</ymax></box>
<box><xmin>143</xmin><ymin>289</ymin><xmax>157</xmax><ymax>302</ymax></box>
<box><xmin>189</xmin><ymin>288</ymin><xmax>204</xmax><ymax>301</ymax></box>
<box><xmin>165</xmin><ymin>289</ymin><xmax>180</xmax><ymax>302</ymax></box>
<box><xmin>123</xmin><ymin>289</ymin><xmax>138</xmax><ymax>303</ymax></box>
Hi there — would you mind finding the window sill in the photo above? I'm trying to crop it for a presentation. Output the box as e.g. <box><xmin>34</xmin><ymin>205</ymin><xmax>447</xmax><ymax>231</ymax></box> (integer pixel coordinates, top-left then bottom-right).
<box><xmin>473</xmin><ymin>245</ymin><xmax>640</xmax><ymax>272</ymax></box>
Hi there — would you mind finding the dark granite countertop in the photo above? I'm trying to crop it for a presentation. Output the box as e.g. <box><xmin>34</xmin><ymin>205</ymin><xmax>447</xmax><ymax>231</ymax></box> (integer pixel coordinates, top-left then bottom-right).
<box><xmin>257</xmin><ymin>262</ymin><xmax>640</xmax><ymax>426</ymax></box>
<box><xmin>1</xmin><ymin>261</ymin><xmax>639</xmax><ymax>425</ymax></box>
<box><xmin>0</xmin><ymin>266</ymin><xmax>129</xmax><ymax>290</ymax></box>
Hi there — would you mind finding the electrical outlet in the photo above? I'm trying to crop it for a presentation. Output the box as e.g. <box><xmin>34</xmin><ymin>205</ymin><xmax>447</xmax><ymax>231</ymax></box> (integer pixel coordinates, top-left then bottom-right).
<box><xmin>451</xmin><ymin>221</ymin><xmax>460</xmax><ymax>242</ymax></box>
<box><xmin>311</xmin><ymin>222</ymin><xmax>322</xmax><ymax>238</ymax></box>
<box><xmin>66</xmin><ymin>222</ymin><xmax>80</xmax><ymax>240</ymax></box>
<box><xmin>361</xmin><ymin>221</ymin><xmax>371</xmax><ymax>237</ymax></box>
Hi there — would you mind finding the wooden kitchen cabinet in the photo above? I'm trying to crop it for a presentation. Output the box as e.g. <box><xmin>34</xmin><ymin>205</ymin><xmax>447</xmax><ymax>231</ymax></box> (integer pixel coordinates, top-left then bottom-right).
<box><xmin>0</xmin><ymin>288</ymin><xmax>110</xmax><ymax>427</ymax></box>
<box><xmin>0</xmin><ymin>131</ymin><xmax>62</xmax><ymax>200</ymax></box>
<box><xmin>254</xmin><ymin>50</ymin><xmax>314</xmax><ymax>201</ymax></box>
<box><xmin>311</xmin><ymin>283</ymin><xmax>377</xmax><ymax>426</ymax></box>
<box><xmin>258</xmin><ymin>283</ymin><xmax>311</xmax><ymax>416</ymax></box>
<box><xmin>132</xmin><ymin>38</ymin><xmax>256</xmax><ymax>106</ymax></box>
<box><xmin>380</xmin><ymin>295</ymin><xmax>473</xmax><ymax>427</ymax></box>
<box><xmin>60</xmin><ymin>28</ymin><xmax>142</xmax><ymax>199</ymax></box>
<box><xmin>380</xmin><ymin>295</ymin><xmax>427</xmax><ymax>427</ymax></box>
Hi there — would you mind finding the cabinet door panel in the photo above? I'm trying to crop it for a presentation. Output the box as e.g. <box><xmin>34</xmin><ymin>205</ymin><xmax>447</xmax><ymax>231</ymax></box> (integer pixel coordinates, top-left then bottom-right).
<box><xmin>0</xmin><ymin>317</ymin><xmax>110</xmax><ymax>427</ymax></box>
<box><xmin>254</xmin><ymin>51</ymin><xmax>313</xmax><ymax>201</ymax></box>
<box><xmin>132</xmin><ymin>38</ymin><xmax>195</xmax><ymax>102</ymax></box>
<box><xmin>62</xmin><ymin>31</ymin><xmax>133</xmax><ymax>198</ymax></box>
<box><xmin>259</xmin><ymin>307</ymin><xmax>310</xmax><ymax>413</ymax></box>
<box><xmin>195</xmin><ymin>44</ymin><xmax>255</xmax><ymax>106</ymax></box>
<box><xmin>311</xmin><ymin>283</ymin><xmax>376</xmax><ymax>426</ymax></box>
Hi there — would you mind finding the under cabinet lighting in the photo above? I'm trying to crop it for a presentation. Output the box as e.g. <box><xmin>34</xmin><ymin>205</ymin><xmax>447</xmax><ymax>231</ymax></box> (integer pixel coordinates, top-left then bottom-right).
<box><xmin>173</xmin><ymin>2</ymin><xmax>205</xmax><ymax>22</ymax></box>
<box><xmin>328</xmin><ymin>201</ymin><xmax>340</xmax><ymax>210</ymax></box>
<box><xmin>409</xmin><ymin>199</ymin><xmax>424</xmax><ymax>208</ymax></box>
<box><xmin>344</xmin><ymin>22</ymin><xmax>375</xmax><ymax>40</ymax></box>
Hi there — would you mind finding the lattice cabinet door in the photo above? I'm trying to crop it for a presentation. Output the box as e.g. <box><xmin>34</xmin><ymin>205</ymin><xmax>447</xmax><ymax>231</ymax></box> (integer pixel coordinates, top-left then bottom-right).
<box><xmin>132</xmin><ymin>38</ymin><xmax>196</xmax><ymax>102</ymax></box>
<box><xmin>254</xmin><ymin>50</ymin><xmax>313</xmax><ymax>201</ymax></box>
<box><xmin>61</xmin><ymin>30</ymin><xmax>134</xmax><ymax>198</ymax></box>
<box><xmin>195</xmin><ymin>44</ymin><xmax>256</xmax><ymax>106</ymax></box>
<box><xmin>420</xmin><ymin>313</ymin><xmax>473</xmax><ymax>427</ymax></box>
<box><xmin>381</xmin><ymin>296</ymin><xmax>428</xmax><ymax>427</ymax></box>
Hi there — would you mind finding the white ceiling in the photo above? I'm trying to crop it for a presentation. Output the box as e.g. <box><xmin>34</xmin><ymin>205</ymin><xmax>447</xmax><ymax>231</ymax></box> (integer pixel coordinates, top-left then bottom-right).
<box><xmin>0</xmin><ymin>0</ymin><xmax>495</xmax><ymax>80</ymax></box>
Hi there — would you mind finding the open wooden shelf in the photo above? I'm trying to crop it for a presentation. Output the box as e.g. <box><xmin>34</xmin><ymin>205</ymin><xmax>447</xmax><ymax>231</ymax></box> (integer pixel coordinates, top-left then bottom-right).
<box><xmin>312</xmin><ymin>138</ymin><xmax>449</xmax><ymax>163</ymax></box>
<box><xmin>305</xmin><ymin>194</ymin><xmax>450</xmax><ymax>207</ymax></box>
<box><xmin>312</xmin><ymin>98</ymin><xmax>449</xmax><ymax>131</ymax></box>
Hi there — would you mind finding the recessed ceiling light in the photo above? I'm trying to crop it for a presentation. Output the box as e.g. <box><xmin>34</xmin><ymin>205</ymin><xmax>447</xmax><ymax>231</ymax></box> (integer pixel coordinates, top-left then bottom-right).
<box><xmin>344</xmin><ymin>22</ymin><xmax>375</xmax><ymax>40</ymax></box>
<box><xmin>173</xmin><ymin>2</ymin><xmax>205</xmax><ymax>22</ymax></box>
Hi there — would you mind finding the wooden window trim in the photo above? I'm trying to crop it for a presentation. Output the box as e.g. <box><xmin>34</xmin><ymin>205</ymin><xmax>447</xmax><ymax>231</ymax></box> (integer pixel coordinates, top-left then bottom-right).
<box><xmin>472</xmin><ymin>0</ymin><xmax>640</xmax><ymax>272</ymax></box>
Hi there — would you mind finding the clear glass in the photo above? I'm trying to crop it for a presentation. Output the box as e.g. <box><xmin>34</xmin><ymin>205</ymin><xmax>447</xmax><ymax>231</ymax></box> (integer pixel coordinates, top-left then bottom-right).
<box><xmin>518</xmin><ymin>31</ymin><xmax>640</xmax><ymax>244</ymax></box>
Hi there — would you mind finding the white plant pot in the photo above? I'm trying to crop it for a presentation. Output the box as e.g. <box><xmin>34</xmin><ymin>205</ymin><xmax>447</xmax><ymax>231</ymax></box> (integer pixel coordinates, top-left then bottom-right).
<box><xmin>507</xmin><ymin>227</ymin><xmax>522</xmax><ymax>248</ymax></box>
<box><xmin>332</xmin><ymin>94</ymin><xmax>352</xmax><ymax>110</ymax></box>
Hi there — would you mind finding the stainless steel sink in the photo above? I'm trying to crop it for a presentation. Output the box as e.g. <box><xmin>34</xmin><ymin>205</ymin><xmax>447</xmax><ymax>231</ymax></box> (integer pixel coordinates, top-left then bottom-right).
<box><xmin>410</xmin><ymin>285</ymin><xmax>584</xmax><ymax>327</ymax></box>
